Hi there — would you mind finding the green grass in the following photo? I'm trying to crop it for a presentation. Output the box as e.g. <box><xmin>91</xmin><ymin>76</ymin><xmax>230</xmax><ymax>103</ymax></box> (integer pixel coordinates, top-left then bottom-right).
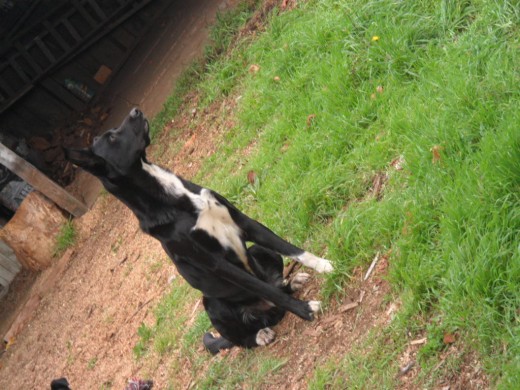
<box><xmin>54</xmin><ymin>219</ymin><xmax>77</xmax><ymax>256</ymax></box>
<box><xmin>133</xmin><ymin>279</ymin><xmax>199</xmax><ymax>359</ymax></box>
<box><xmin>135</xmin><ymin>0</ymin><xmax>519</xmax><ymax>387</ymax></box>
<box><xmin>148</xmin><ymin>0</ymin><xmax>261</xmax><ymax>140</ymax></box>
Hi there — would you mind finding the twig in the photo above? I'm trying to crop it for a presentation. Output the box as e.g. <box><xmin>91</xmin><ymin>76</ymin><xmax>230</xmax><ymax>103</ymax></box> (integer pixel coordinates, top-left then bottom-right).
<box><xmin>398</xmin><ymin>360</ymin><xmax>415</xmax><ymax>376</ymax></box>
<box><xmin>283</xmin><ymin>260</ymin><xmax>301</xmax><ymax>278</ymax></box>
<box><xmin>187</xmin><ymin>299</ymin><xmax>202</xmax><ymax>327</ymax></box>
<box><xmin>364</xmin><ymin>252</ymin><xmax>380</xmax><ymax>281</ymax></box>
<box><xmin>410</xmin><ymin>337</ymin><xmax>427</xmax><ymax>346</ymax></box>
<box><xmin>127</xmin><ymin>297</ymin><xmax>154</xmax><ymax>323</ymax></box>
<box><xmin>358</xmin><ymin>290</ymin><xmax>366</xmax><ymax>303</ymax></box>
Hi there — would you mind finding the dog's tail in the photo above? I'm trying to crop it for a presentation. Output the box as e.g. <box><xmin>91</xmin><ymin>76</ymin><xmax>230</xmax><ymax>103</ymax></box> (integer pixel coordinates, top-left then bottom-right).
<box><xmin>203</xmin><ymin>332</ymin><xmax>234</xmax><ymax>355</ymax></box>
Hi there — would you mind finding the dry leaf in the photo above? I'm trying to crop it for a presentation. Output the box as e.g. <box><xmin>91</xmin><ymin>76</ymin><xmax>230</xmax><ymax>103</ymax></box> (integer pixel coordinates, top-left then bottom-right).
<box><xmin>390</xmin><ymin>156</ymin><xmax>405</xmax><ymax>170</ymax></box>
<box><xmin>274</xmin><ymin>76</ymin><xmax>281</xmax><ymax>82</ymax></box>
<box><xmin>339</xmin><ymin>302</ymin><xmax>359</xmax><ymax>312</ymax></box>
<box><xmin>303</xmin><ymin>328</ymin><xmax>320</xmax><ymax>337</ymax></box>
<box><xmin>376</xmin><ymin>85</ymin><xmax>384</xmax><ymax>94</ymax></box>
<box><xmin>443</xmin><ymin>332</ymin><xmax>456</xmax><ymax>344</ymax></box>
<box><xmin>306</xmin><ymin>114</ymin><xmax>316</xmax><ymax>127</ymax></box>
<box><xmin>430</xmin><ymin>145</ymin><xmax>444</xmax><ymax>164</ymax></box>
<box><xmin>248</xmin><ymin>64</ymin><xmax>260</xmax><ymax>73</ymax></box>
<box><xmin>247</xmin><ymin>170</ymin><xmax>257</xmax><ymax>185</ymax></box>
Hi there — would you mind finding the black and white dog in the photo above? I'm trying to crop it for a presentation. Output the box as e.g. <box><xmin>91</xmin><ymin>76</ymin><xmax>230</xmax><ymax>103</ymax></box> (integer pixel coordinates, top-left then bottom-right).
<box><xmin>66</xmin><ymin>108</ymin><xmax>333</xmax><ymax>354</ymax></box>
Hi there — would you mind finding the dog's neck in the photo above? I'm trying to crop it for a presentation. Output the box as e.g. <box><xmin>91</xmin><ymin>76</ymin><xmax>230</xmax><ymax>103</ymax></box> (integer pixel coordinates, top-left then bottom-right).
<box><xmin>103</xmin><ymin>159</ymin><xmax>201</xmax><ymax>232</ymax></box>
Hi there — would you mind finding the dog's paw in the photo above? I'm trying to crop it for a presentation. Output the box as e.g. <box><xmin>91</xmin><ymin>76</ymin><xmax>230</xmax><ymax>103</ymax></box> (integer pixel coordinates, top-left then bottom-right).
<box><xmin>255</xmin><ymin>328</ymin><xmax>276</xmax><ymax>346</ymax></box>
<box><xmin>308</xmin><ymin>300</ymin><xmax>321</xmax><ymax>314</ymax></box>
<box><xmin>314</xmin><ymin>258</ymin><xmax>334</xmax><ymax>273</ymax></box>
<box><xmin>294</xmin><ymin>252</ymin><xmax>334</xmax><ymax>273</ymax></box>
<box><xmin>290</xmin><ymin>273</ymin><xmax>311</xmax><ymax>291</ymax></box>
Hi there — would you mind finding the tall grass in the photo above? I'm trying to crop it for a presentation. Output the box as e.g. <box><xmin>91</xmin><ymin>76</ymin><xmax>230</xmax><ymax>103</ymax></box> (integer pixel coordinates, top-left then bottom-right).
<box><xmin>141</xmin><ymin>0</ymin><xmax>519</xmax><ymax>387</ymax></box>
<box><xmin>54</xmin><ymin>219</ymin><xmax>77</xmax><ymax>257</ymax></box>
<box><xmin>192</xmin><ymin>0</ymin><xmax>519</xmax><ymax>386</ymax></box>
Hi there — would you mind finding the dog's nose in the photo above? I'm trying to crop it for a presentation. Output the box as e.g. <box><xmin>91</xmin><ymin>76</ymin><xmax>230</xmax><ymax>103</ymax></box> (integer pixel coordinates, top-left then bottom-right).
<box><xmin>130</xmin><ymin>108</ymin><xmax>142</xmax><ymax>118</ymax></box>
<box><xmin>93</xmin><ymin>136</ymin><xmax>100</xmax><ymax>144</ymax></box>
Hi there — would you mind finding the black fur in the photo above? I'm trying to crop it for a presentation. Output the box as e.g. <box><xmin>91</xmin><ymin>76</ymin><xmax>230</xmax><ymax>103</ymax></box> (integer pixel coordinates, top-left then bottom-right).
<box><xmin>66</xmin><ymin>108</ymin><xmax>333</xmax><ymax>353</ymax></box>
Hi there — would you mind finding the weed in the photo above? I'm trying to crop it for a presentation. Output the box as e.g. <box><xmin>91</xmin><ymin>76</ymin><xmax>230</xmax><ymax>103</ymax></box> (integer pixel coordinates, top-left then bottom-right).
<box><xmin>87</xmin><ymin>357</ymin><xmax>97</xmax><ymax>370</ymax></box>
<box><xmin>54</xmin><ymin>219</ymin><xmax>77</xmax><ymax>257</ymax></box>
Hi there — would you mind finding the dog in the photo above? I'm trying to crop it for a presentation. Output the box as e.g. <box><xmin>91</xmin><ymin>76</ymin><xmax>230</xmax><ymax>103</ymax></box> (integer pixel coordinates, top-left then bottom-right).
<box><xmin>66</xmin><ymin>108</ymin><xmax>333</xmax><ymax>354</ymax></box>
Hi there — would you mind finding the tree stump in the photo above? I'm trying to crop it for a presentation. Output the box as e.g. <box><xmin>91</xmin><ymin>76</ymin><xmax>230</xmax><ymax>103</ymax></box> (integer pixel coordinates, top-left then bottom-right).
<box><xmin>0</xmin><ymin>191</ymin><xmax>67</xmax><ymax>271</ymax></box>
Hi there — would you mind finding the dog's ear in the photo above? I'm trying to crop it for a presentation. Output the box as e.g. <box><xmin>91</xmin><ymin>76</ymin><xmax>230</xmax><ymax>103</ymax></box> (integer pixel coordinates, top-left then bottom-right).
<box><xmin>64</xmin><ymin>147</ymin><xmax>107</xmax><ymax>176</ymax></box>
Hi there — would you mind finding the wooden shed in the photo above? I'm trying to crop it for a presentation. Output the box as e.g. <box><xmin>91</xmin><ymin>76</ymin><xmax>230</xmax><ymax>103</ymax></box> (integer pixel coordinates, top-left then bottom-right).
<box><xmin>0</xmin><ymin>0</ymin><xmax>169</xmax><ymax>295</ymax></box>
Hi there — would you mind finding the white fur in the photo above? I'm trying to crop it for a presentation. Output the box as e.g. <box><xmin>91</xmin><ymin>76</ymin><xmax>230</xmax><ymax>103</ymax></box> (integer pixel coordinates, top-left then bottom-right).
<box><xmin>294</xmin><ymin>252</ymin><xmax>334</xmax><ymax>273</ymax></box>
<box><xmin>308</xmin><ymin>300</ymin><xmax>321</xmax><ymax>313</ymax></box>
<box><xmin>143</xmin><ymin>162</ymin><xmax>334</xmax><ymax>275</ymax></box>
<box><xmin>143</xmin><ymin>162</ymin><xmax>250</xmax><ymax>271</ymax></box>
<box><xmin>290</xmin><ymin>272</ymin><xmax>310</xmax><ymax>291</ymax></box>
<box><xmin>255</xmin><ymin>328</ymin><xmax>276</xmax><ymax>346</ymax></box>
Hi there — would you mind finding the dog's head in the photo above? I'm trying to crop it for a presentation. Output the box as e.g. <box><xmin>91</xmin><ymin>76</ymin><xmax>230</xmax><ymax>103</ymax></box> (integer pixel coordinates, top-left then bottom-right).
<box><xmin>66</xmin><ymin>108</ymin><xmax>150</xmax><ymax>178</ymax></box>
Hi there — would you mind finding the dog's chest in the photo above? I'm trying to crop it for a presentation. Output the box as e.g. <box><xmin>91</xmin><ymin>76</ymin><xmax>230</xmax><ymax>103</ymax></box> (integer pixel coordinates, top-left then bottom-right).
<box><xmin>194</xmin><ymin>190</ymin><xmax>250</xmax><ymax>270</ymax></box>
<box><xmin>143</xmin><ymin>163</ymin><xmax>249</xmax><ymax>270</ymax></box>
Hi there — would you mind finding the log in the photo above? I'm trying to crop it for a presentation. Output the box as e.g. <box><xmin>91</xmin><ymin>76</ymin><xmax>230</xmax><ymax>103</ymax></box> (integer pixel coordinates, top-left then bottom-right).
<box><xmin>2</xmin><ymin>249</ymin><xmax>73</xmax><ymax>344</ymax></box>
<box><xmin>3</xmin><ymin>294</ymin><xmax>41</xmax><ymax>345</ymax></box>
<box><xmin>0</xmin><ymin>191</ymin><xmax>67</xmax><ymax>271</ymax></box>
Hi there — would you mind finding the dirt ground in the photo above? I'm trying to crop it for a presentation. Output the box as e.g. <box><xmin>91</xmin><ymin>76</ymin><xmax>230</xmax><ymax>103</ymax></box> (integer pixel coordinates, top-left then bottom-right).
<box><xmin>0</xmin><ymin>1</ymin><xmax>489</xmax><ymax>389</ymax></box>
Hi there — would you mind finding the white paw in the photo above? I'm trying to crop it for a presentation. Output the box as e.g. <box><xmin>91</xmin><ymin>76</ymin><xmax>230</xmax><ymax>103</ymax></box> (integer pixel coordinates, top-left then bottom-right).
<box><xmin>290</xmin><ymin>273</ymin><xmax>311</xmax><ymax>291</ymax></box>
<box><xmin>295</xmin><ymin>252</ymin><xmax>334</xmax><ymax>273</ymax></box>
<box><xmin>308</xmin><ymin>300</ymin><xmax>321</xmax><ymax>314</ymax></box>
<box><xmin>315</xmin><ymin>258</ymin><xmax>334</xmax><ymax>273</ymax></box>
<box><xmin>255</xmin><ymin>327</ymin><xmax>276</xmax><ymax>346</ymax></box>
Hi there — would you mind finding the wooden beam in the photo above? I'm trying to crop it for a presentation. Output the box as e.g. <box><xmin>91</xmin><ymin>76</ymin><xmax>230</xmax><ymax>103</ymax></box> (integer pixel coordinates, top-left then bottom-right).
<box><xmin>0</xmin><ymin>143</ymin><xmax>87</xmax><ymax>217</ymax></box>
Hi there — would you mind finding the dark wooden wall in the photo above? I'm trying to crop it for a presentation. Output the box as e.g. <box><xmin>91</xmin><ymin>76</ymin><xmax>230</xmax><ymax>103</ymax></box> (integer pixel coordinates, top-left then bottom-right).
<box><xmin>0</xmin><ymin>0</ymin><xmax>160</xmax><ymax>139</ymax></box>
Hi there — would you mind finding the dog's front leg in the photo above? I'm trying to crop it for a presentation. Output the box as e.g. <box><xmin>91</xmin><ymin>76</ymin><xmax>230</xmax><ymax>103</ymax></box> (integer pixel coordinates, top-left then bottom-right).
<box><xmin>172</xmin><ymin>236</ymin><xmax>321</xmax><ymax>321</ymax></box>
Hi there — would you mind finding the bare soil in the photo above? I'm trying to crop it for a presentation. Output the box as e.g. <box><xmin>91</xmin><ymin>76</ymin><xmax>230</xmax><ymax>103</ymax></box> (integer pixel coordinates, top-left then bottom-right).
<box><xmin>0</xmin><ymin>1</ymin><xmax>489</xmax><ymax>389</ymax></box>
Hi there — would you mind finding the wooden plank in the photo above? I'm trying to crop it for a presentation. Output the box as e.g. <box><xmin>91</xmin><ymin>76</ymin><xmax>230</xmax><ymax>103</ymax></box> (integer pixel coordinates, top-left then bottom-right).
<box><xmin>14</xmin><ymin>42</ymin><xmax>43</xmax><ymax>76</ymax></box>
<box><xmin>72</xmin><ymin>0</ymin><xmax>98</xmax><ymax>28</ymax></box>
<box><xmin>41</xmin><ymin>78</ymin><xmax>85</xmax><ymax>112</ymax></box>
<box><xmin>0</xmin><ymin>268</ymin><xmax>11</xmax><ymax>286</ymax></box>
<box><xmin>0</xmin><ymin>143</ymin><xmax>88</xmax><ymax>217</ymax></box>
<box><xmin>34</xmin><ymin>37</ymin><xmax>56</xmax><ymax>63</ymax></box>
<box><xmin>0</xmin><ymin>252</ymin><xmax>21</xmax><ymax>275</ymax></box>
<box><xmin>61</xmin><ymin>19</ymin><xmax>82</xmax><ymax>42</ymax></box>
<box><xmin>8</xmin><ymin>57</ymin><xmax>31</xmax><ymax>83</ymax></box>
<box><xmin>42</xmin><ymin>21</ymin><xmax>71</xmax><ymax>52</ymax></box>
<box><xmin>87</xmin><ymin>0</ymin><xmax>107</xmax><ymax>20</ymax></box>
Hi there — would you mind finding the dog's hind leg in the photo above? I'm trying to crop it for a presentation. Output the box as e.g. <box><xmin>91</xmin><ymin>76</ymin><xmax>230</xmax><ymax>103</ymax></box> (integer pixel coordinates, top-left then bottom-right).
<box><xmin>203</xmin><ymin>296</ymin><xmax>284</xmax><ymax>352</ymax></box>
<box><xmin>231</xmin><ymin>210</ymin><xmax>334</xmax><ymax>273</ymax></box>
<box><xmin>284</xmin><ymin>272</ymin><xmax>311</xmax><ymax>294</ymax></box>
<box><xmin>203</xmin><ymin>333</ymin><xmax>234</xmax><ymax>355</ymax></box>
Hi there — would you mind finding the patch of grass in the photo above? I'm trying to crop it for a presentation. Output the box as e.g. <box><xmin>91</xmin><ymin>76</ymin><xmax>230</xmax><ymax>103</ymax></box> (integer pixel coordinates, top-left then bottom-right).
<box><xmin>194</xmin><ymin>351</ymin><xmax>287</xmax><ymax>389</ymax></box>
<box><xmin>54</xmin><ymin>219</ymin><xmax>77</xmax><ymax>257</ymax></box>
<box><xmin>191</xmin><ymin>0</ymin><xmax>519</xmax><ymax>386</ymax></box>
<box><xmin>142</xmin><ymin>0</ymin><xmax>519</xmax><ymax>387</ymax></box>
<box><xmin>148</xmin><ymin>0</ymin><xmax>260</xmax><ymax>140</ymax></box>
<box><xmin>133</xmin><ymin>279</ymin><xmax>199</xmax><ymax>359</ymax></box>
<box><xmin>87</xmin><ymin>357</ymin><xmax>97</xmax><ymax>370</ymax></box>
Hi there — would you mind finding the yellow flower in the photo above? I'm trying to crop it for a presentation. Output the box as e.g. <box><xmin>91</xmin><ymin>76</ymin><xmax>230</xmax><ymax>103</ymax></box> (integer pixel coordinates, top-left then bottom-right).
<box><xmin>372</xmin><ymin>36</ymin><xmax>380</xmax><ymax>42</ymax></box>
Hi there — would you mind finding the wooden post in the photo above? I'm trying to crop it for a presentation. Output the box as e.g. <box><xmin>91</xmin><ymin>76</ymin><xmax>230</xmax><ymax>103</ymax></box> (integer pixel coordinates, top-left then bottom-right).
<box><xmin>0</xmin><ymin>142</ymin><xmax>87</xmax><ymax>217</ymax></box>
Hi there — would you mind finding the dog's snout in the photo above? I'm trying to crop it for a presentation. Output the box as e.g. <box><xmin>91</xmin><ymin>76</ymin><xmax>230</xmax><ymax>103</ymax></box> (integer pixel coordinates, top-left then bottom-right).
<box><xmin>130</xmin><ymin>108</ymin><xmax>142</xmax><ymax>119</ymax></box>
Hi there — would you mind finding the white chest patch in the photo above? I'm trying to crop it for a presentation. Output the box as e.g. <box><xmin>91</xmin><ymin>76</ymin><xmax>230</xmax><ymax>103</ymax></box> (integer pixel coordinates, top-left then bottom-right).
<box><xmin>143</xmin><ymin>162</ymin><xmax>249</xmax><ymax>271</ymax></box>
<box><xmin>195</xmin><ymin>189</ymin><xmax>250</xmax><ymax>271</ymax></box>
